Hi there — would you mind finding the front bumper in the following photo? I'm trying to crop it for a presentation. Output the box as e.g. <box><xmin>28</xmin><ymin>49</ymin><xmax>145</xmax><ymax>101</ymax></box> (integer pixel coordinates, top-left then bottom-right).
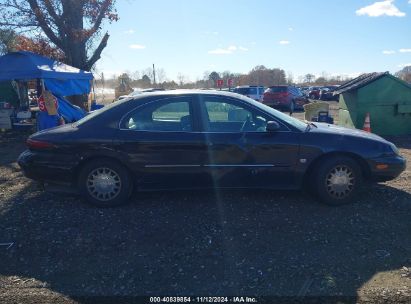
<box><xmin>368</xmin><ymin>154</ymin><xmax>406</xmax><ymax>182</ymax></box>
<box><xmin>18</xmin><ymin>149</ymin><xmax>79</xmax><ymax>184</ymax></box>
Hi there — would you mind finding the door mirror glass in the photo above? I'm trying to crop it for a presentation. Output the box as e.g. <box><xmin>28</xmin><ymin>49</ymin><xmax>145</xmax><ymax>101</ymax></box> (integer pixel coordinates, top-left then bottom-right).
<box><xmin>266</xmin><ymin>121</ymin><xmax>280</xmax><ymax>132</ymax></box>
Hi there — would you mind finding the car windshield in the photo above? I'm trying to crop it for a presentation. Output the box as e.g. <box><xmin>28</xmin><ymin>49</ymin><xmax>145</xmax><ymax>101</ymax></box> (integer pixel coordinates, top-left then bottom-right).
<box><xmin>130</xmin><ymin>90</ymin><xmax>142</xmax><ymax>96</ymax></box>
<box><xmin>267</xmin><ymin>87</ymin><xmax>287</xmax><ymax>93</ymax></box>
<box><xmin>235</xmin><ymin>87</ymin><xmax>257</xmax><ymax>95</ymax></box>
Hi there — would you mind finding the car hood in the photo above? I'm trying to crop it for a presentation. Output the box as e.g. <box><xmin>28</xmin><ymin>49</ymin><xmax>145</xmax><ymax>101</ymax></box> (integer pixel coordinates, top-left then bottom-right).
<box><xmin>309</xmin><ymin>122</ymin><xmax>390</xmax><ymax>144</ymax></box>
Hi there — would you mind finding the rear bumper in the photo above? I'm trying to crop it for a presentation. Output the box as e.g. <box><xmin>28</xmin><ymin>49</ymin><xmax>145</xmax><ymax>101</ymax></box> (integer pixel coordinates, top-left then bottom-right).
<box><xmin>263</xmin><ymin>100</ymin><xmax>290</xmax><ymax>109</ymax></box>
<box><xmin>18</xmin><ymin>149</ymin><xmax>79</xmax><ymax>184</ymax></box>
<box><xmin>368</xmin><ymin>154</ymin><xmax>406</xmax><ymax>182</ymax></box>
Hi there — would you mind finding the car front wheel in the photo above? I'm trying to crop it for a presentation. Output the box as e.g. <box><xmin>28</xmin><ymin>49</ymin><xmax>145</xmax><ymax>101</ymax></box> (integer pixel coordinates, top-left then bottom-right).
<box><xmin>78</xmin><ymin>159</ymin><xmax>132</xmax><ymax>207</ymax></box>
<box><xmin>314</xmin><ymin>156</ymin><xmax>362</xmax><ymax>206</ymax></box>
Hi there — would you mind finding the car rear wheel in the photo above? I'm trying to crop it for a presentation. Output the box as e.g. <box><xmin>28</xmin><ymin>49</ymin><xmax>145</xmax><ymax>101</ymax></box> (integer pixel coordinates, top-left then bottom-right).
<box><xmin>314</xmin><ymin>156</ymin><xmax>362</xmax><ymax>206</ymax></box>
<box><xmin>78</xmin><ymin>159</ymin><xmax>132</xmax><ymax>207</ymax></box>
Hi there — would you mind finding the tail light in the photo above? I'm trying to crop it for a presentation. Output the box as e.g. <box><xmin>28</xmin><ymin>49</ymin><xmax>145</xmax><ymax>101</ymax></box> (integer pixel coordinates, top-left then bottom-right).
<box><xmin>27</xmin><ymin>139</ymin><xmax>55</xmax><ymax>150</ymax></box>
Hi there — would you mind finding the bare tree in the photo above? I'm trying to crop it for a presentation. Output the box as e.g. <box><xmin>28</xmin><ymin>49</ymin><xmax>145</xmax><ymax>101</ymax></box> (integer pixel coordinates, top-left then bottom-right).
<box><xmin>304</xmin><ymin>74</ymin><xmax>315</xmax><ymax>83</ymax></box>
<box><xmin>0</xmin><ymin>28</ymin><xmax>17</xmax><ymax>55</ymax></box>
<box><xmin>131</xmin><ymin>71</ymin><xmax>140</xmax><ymax>81</ymax></box>
<box><xmin>287</xmin><ymin>71</ymin><xmax>294</xmax><ymax>85</ymax></box>
<box><xmin>177</xmin><ymin>73</ymin><xmax>186</xmax><ymax>86</ymax></box>
<box><xmin>155</xmin><ymin>68</ymin><xmax>167</xmax><ymax>85</ymax></box>
<box><xmin>0</xmin><ymin>0</ymin><xmax>118</xmax><ymax>71</ymax></box>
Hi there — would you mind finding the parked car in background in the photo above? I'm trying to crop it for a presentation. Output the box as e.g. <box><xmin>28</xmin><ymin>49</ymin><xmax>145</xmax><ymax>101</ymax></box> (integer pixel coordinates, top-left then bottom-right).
<box><xmin>307</xmin><ymin>86</ymin><xmax>322</xmax><ymax>99</ymax></box>
<box><xmin>18</xmin><ymin>90</ymin><xmax>406</xmax><ymax>207</ymax></box>
<box><xmin>299</xmin><ymin>87</ymin><xmax>310</xmax><ymax>97</ymax></box>
<box><xmin>319</xmin><ymin>85</ymin><xmax>340</xmax><ymax>101</ymax></box>
<box><xmin>262</xmin><ymin>85</ymin><xmax>309</xmax><ymax>113</ymax></box>
<box><xmin>233</xmin><ymin>86</ymin><xmax>265</xmax><ymax>101</ymax></box>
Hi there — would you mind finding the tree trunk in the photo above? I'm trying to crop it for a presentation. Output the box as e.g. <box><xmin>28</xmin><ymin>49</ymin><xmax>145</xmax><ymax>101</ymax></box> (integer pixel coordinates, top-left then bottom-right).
<box><xmin>60</xmin><ymin>1</ymin><xmax>88</xmax><ymax>110</ymax></box>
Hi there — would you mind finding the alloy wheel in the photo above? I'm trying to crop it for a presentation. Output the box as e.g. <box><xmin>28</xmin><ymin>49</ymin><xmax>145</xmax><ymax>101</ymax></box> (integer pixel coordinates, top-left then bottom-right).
<box><xmin>325</xmin><ymin>165</ymin><xmax>355</xmax><ymax>199</ymax></box>
<box><xmin>86</xmin><ymin>167</ymin><xmax>122</xmax><ymax>201</ymax></box>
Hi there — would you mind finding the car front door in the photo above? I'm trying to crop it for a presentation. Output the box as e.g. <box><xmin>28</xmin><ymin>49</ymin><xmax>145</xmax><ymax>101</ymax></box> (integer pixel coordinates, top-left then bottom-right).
<box><xmin>198</xmin><ymin>95</ymin><xmax>301</xmax><ymax>189</ymax></box>
<box><xmin>115</xmin><ymin>96</ymin><xmax>207</xmax><ymax>189</ymax></box>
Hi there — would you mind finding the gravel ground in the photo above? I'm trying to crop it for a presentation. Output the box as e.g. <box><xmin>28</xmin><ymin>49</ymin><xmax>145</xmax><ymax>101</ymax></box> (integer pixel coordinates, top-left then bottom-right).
<box><xmin>0</xmin><ymin>117</ymin><xmax>410</xmax><ymax>303</ymax></box>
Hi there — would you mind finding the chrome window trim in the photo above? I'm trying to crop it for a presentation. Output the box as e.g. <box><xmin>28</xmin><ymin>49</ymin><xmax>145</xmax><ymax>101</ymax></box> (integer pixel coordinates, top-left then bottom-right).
<box><xmin>145</xmin><ymin>164</ymin><xmax>201</xmax><ymax>168</ymax></box>
<box><xmin>204</xmin><ymin>164</ymin><xmax>275</xmax><ymax>167</ymax></box>
<box><xmin>118</xmin><ymin>96</ymin><xmax>193</xmax><ymax>130</ymax></box>
<box><xmin>144</xmin><ymin>164</ymin><xmax>276</xmax><ymax>168</ymax></box>
<box><xmin>118</xmin><ymin>128</ymin><xmax>295</xmax><ymax>134</ymax></box>
<box><xmin>117</xmin><ymin>94</ymin><xmax>296</xmax><ymax>133</ymax></box>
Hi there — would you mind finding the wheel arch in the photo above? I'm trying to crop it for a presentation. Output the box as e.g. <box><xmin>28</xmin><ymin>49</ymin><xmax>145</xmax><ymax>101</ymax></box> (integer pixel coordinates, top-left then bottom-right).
<box><xmin>303</xmin><ymin>151</ymin><xmax>371</xmax><ymax>186</ymax></box>
<box><xmin>73</xmin><ymin>155</ymin><xmax>135</xmax><ymax>184</ymax></box>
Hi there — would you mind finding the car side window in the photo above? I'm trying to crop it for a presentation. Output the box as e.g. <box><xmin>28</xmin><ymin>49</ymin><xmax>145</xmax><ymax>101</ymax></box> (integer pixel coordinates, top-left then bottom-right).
<box><xmin>202</xmin><ymin>98</ymin><xmax>272</xmax><ymax>132</ymax></box>
<box><xmin>122</xmin><ymin>98</ymin><xmax>192</xmax><ymax>132</ymax></box>
<box><xmin>248</xmin><ymin>87</ymin><xmax>257</xmax><ymax>95</ymax></box>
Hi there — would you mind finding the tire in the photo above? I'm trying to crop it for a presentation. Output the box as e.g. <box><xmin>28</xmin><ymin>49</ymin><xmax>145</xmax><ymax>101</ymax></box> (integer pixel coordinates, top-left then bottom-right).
<box><xmin>78</xmin><ymin>158</ymin><xmax>132</xmax><ymax>207</ymax></box>
<box><xmin>314</xmin><ymin>156</ymin><xmax>362</xmax><ymax>206</ymax></box>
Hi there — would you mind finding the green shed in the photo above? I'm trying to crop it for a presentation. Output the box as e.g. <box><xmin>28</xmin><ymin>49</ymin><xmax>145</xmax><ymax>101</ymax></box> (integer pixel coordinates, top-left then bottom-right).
<box><xmin>336</xmin><ymin>72</ymin><xmax>411</xmax><ymax>136</ymax></box>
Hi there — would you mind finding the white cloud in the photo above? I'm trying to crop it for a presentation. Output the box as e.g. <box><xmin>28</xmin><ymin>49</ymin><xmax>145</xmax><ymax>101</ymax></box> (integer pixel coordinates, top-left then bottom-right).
<box><xmin>279</xmin><ymin>40</ymin><xmax>290</xmax><ymax>45</ymax></box>
<box><xmin>383</xmin><ymin>50</ymin><xmax>396</xmax><ymax>54</ymax></box>
<box><xmin>208</xmin><ymin>45</ymin><xmax>248</xmax><ymax>55</ymax></box>
<box><xmin>129</xmin><ymin>44</ymin><xmax>146</xmax><ymax>49</ymax></box>
<box><xmin>398</xmin><ymin>63</ymin><xmax>411</xmax><ymax>68</ymax></box>
<box><xmin>399</xmin><ymin>48</ymin><xmax>411</xmax><ymax>53</ymax></box>
<box><xmin>288</xmin><ymin>27</ymin><xmax>294</xmax><ymax>31</ymax></box>
<box><xmin>124</xmin><ymin>29</ymin><xmax>135</xmax><ymax>34</ymax></box>
<box><xmin>208</xmin><ymin>48</ymin><xmax>233</xmax><ymax>55</ymax></box>
<box><xmin>356</xmin><ymin>0</ymin><xmax>406</xmax><ymax>17</ymax></box>
<box><xmin>204</xmin><ymin>31</ymin><xmax>219</xmax><ymax>35</ymax></box>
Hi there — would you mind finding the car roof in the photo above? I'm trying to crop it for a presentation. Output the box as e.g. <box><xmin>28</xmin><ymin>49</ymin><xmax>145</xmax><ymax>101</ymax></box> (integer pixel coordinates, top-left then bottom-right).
<box><xmin>235</xmin><ymin>85</ymin><xmax>264</xmax><ymax>88</ymax></box>
<box><xmin>127</xmin><ymin>89</ymin><xmax>246</xmax><ymax>99</ymax></box>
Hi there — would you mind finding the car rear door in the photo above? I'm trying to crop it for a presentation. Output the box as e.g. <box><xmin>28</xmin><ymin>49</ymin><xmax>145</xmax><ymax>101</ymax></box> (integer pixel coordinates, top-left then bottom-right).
<box><xmin>114</xmin><ymin>95</ymin><xmax>207</xmax><ymax>189</ymax></box>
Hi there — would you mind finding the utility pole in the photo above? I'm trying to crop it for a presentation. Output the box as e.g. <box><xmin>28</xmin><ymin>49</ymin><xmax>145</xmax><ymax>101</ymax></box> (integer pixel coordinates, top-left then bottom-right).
<box><xmin>153</xmin><ymin>64</ymin><xmax>156</xmax><ymax>86</ymax></box>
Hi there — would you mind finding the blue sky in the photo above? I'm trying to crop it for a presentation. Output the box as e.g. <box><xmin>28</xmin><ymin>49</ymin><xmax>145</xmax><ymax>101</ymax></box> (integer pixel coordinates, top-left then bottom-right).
<box><xmin>96</xmin><ymin>0</ymin><xmax>411</xmax><ymax>82</ymax></box>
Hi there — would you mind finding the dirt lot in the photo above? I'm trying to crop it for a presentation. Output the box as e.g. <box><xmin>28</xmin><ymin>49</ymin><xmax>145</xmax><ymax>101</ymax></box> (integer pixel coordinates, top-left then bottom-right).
<box><xmin>0</xmin><ymin>112</ymin><xmax>410</xmax><ymax>303</ymax></box>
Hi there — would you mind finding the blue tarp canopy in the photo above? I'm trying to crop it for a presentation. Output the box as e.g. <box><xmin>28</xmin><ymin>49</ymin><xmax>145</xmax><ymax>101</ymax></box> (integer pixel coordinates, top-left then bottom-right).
<box><xmin>0</xmin><ymin>51</ymin><xmax>93</xmax><ymax>96</ymax></box>
<box><xmin>0</xmin><ymin>51</ymin><xmax>92</xmax><ymax>129</ymax></box>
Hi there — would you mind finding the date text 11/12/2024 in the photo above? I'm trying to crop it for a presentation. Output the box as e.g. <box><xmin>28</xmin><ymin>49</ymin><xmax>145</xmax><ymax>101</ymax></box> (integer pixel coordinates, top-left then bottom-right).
<box><xmin>149</xmin><ymin>297</ymin><xmax>257</xmax><ymax>303</ymax></box>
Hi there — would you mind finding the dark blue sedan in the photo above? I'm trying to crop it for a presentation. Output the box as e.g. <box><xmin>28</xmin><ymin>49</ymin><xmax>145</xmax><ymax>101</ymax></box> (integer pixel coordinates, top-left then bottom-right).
<box><xmin>18</xmin><ymin>90</ymin><xmax>406</xmax><ymax>207</ymax></box>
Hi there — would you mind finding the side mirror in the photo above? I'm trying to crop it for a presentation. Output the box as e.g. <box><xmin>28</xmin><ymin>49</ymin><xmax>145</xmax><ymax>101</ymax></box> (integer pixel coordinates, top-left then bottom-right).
<box><xmin>266</xmin><ymin>121</ymin><xmax>280</xmax><ymax>132</ymax></box>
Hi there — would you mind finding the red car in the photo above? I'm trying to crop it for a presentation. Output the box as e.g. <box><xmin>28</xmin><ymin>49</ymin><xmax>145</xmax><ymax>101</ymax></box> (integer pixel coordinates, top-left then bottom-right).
<box><xmin>307</xmin><ymin>86</ymin><xmax>322</xmax><ymax>99</ymax></box>
<box><xmin>262</xmin><ymin>86</ymin><xmax>309</xmax><ymax>113</ymax></box>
